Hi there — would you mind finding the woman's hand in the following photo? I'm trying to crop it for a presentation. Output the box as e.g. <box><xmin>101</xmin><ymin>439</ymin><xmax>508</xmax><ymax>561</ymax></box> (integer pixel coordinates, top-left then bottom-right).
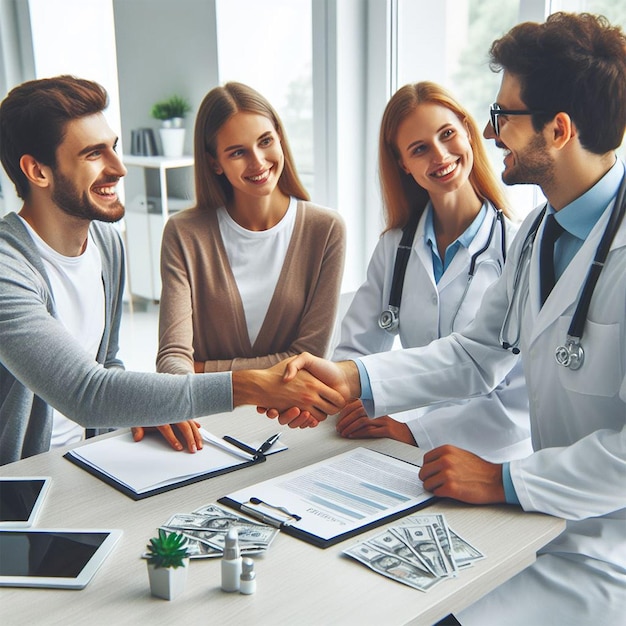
<box><xmin>131</xmin><ymin>420</ymin><xmax>203</xmax><ymax>453</ymax></box>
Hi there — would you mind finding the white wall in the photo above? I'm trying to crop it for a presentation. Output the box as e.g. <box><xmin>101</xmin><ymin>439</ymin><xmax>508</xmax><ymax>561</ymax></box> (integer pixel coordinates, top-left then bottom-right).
<box><xmin>27</xmin><ymin>0</ymin><xmax>122</xmax><ymax>152</ymax></box>
<box><xmin>113</xmin><ymin>0</ymin><xmax>219</xmax><ymax>205</ymax></box>
<box><xmin>0</xmin><ymin>0</ymin><xmax>121</xmax><ymax>213</ymax></box>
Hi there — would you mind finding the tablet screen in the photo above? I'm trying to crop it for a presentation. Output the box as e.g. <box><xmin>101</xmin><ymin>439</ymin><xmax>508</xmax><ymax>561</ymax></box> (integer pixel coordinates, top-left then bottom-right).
<box><xmin>0</xmin><ymin>477</ymin><xmax>50</xmax><ymax>527</ymax></box>
<box><xmin>0</xmin><ymin>529</ymin><xmax>122</xmax><ymax>589</ymax></box>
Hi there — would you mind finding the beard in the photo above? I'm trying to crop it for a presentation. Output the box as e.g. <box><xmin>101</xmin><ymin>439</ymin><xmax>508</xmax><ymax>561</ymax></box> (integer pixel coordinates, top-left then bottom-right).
<box><xmin>51</xmin><ymin>170</ymin><xmax>125</xmax><ymax>223</ymax></box>
<box><xmin>502</xmin><ymin>132</ymin><xmax>555</xmax><ymax>189</ymax></box>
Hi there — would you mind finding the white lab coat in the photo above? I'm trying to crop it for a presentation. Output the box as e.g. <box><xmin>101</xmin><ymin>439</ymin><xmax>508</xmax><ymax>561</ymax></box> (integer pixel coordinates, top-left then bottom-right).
<box><xmin>361</xmin><ymin>188</ymin><xmax>626</xmax><ymax>624</ymax></box>
<box><xmin>334</xmin><ymin>204</ymin><xmax>532</xmax><ymax>462</ymax></box>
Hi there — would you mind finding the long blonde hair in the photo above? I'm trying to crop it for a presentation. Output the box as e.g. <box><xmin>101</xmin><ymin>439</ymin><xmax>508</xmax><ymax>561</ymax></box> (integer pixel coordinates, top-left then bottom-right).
<box><xmin>194</xmin><ymin>81</ymin><xmax>309</xmax><ymax>210</ymax></box>
<box><xmin>379</xmin><ymin>82</ymin><xmax>509</xmax><ymax>231</ymax></box>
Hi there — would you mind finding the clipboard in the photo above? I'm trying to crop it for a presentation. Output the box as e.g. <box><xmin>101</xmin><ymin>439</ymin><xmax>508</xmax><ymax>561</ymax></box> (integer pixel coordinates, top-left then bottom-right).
<box><xmin>64</xmin><ymin>429</ymin><xmax>285</xmax><ymax>500</ymax></box>
<box><xmin>219</xmin><ymin>447</ymin><xmax>435</xmax><ymax>548</ymax></box>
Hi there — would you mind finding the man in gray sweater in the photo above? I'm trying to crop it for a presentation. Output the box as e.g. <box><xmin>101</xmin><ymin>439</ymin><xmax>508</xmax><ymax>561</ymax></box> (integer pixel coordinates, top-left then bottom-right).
<box><xmin>0</xmin><ymin>75</ymin><xmax>345</xmax><ymax>465</ymax></box>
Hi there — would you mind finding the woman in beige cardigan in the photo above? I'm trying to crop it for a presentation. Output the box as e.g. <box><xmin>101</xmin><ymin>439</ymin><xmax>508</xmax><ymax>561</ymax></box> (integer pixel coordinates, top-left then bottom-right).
<box><xmin>157</xmin><ymin>82</ymin><xmax>345</xmax><ymax>377</ymax></box>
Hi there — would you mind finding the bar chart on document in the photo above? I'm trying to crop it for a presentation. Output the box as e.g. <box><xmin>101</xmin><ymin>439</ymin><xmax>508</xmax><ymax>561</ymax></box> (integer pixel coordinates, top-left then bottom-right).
<box><xmin>220</xmin><ymin>447</ymin><xmax>434</xmax><ymax>547</ymax></box>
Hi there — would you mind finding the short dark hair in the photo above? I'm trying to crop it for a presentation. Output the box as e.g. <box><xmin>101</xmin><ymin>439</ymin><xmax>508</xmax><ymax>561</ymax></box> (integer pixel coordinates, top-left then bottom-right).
<box><xmin>489</xmin><ymin>12</ymin><xmax>626</xmax><ymax>154</ymax></box>
<box><xmin>0</xmin><ymin>75</ymin><xmax>109</xmax><ymax>199</ymax></box>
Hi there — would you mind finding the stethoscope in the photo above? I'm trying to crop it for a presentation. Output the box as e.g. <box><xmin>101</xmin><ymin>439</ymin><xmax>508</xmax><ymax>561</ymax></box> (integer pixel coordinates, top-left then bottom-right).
<box><xmin>499</xmin><ymin>173</ymin><xmax>626</xmax><ymax>369</ymax></box>
<box><xmin>379</xmin><ymin>207</ymin><xmax>507</xmax><ymax>335</ymax></box>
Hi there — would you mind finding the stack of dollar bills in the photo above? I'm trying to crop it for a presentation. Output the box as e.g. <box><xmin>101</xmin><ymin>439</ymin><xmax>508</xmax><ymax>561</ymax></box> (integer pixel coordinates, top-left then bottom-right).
<box><xmin>156</xmin><ymin>503</ymin><xmax>279</xmax><ymax>558</ymax></box>
<box><xmin>343</xmin><ymin>513</ymin><xmax>484</xmax><ymax>592</ymax></box>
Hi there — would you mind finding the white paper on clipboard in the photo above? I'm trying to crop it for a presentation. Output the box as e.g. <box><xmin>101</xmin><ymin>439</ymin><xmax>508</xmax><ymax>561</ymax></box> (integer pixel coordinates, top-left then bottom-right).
<box><xmin>220</xmin><ymin>447</ymin><xmax>433</xmax><ymax>545</ymax></box>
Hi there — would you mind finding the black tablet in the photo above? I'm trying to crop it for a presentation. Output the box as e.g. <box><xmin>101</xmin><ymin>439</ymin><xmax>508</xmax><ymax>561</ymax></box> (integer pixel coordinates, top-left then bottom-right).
<box><xmin>0</xmin><ymin>528</ymin><xmax>122</xmax><ymax>589</ymax></box>
<box><xmin>0</xmin><ymin>477</ymin><xmax>51</xmax><ymax>527</ymax></box>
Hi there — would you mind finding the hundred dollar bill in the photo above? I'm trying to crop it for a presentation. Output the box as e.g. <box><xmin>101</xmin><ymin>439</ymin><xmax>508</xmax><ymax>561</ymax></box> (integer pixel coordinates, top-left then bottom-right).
<box><xmin>393</xmin><ymin>524</ymin><xmax>452</xmax><ymax>578</ymax></box>
<box><xmin>192</xmin><ymin>503</ymin><xmax>264</xmax><ymax>525</ymax></box>
<box><xmin>367</xmin><ymin>529</ymin><xmax>433</xmax><ymax>575</ymax></box>
<box><xmin>140</xmin><ymin>529</ymin><xmax>221</xmax><ymax>560</ymax></box>
<box><xmin>200</xmin><ymin>523</ymin><xmax>279</xmax><ymax>552</ymax></box>
<box><xmin>162</xmin><ymin>503</ymin><xmax>279</xmax><ymax>555</ymax></box>
<box><xmin>174</xmin><ymin>535</ymin><xmax>222</xmax><ymax>559</ymax></box>
<box><xmin>164</xmin><ymin>512</ymin><xmax>220</xmax><ymax>530</ymax></box>
<box><xmin>400</xmin><ymin>513</ymin><xmax>457</xmax><ymax>573</ymax></box>
<box><xmin>448</xmin><ymin>529</ymin><xmax>485</xmax><ymax>568</ymax></box>
<box><xmin>167</xmin><ymin>505</ymin><xmax>264</xmax><ymax>532</ymax></box>
<box><xmin>343</xmin><ymin>542</ymin><xmax>441</xmax><ymax>592</ymax></box>
<box><xmin>164</xmin><ymin>521</ymin><xmax>278</xmax><ymax>551</ymax></box>
<box><xmin>164</xmin><ymin>526</ymin><xmax>221</xmax><ymax>545</ymax></box>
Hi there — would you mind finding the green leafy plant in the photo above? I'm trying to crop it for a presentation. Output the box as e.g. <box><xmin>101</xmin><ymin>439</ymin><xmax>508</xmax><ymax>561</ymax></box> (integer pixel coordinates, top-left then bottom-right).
<box><xmin>146</xmin><ymin>529</ymin><xmax>190</xmax><ymax>569</ymax></box>
<box><xmin>151</xmin><ymin>95</ymin><xmax>192</xmax><ymax>121</ymax></box>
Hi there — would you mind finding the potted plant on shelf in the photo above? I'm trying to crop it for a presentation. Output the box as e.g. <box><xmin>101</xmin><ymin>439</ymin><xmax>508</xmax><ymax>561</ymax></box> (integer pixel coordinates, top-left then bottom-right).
<box><xmin>151</xmin><ymin>95</ymin><xmax>192</xmax><ymax>158</ymax></box>
<box><xmin>145</xmin><ymin>529</ymin><xmax>190</xmax><ymax>600</ymax></box>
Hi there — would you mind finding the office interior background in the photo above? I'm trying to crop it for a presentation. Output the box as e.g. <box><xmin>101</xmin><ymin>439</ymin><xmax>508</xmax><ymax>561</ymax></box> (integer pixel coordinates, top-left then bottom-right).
<box><xmin>0</xmin><ymin>0</ymin><xmax>624</xmax><ymax>314</ymax></box>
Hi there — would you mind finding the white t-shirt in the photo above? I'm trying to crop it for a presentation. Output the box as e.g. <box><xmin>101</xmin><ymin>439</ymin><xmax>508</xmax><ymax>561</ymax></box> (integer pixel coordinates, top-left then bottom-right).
<box><xmin>20</xmin><ymin>218</ymin><xmax>105</xmax><ymax>447</ymax></box>
<box><xmin>217</xmin><ymin>196</ymin><xmax>296</xmax><ymax>345</ymax></box>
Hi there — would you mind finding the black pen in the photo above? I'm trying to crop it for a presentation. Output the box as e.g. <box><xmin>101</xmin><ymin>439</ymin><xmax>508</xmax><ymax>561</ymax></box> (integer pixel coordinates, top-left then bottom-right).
<box><xmin>222</xmin><ymin>436</ymin><xmax>258</xmax><ymax>457</ymax></box>
<box><xmin>255</xmin><ymin>433</ymin><xmax>281</xmax><ymax>457</ymax></box>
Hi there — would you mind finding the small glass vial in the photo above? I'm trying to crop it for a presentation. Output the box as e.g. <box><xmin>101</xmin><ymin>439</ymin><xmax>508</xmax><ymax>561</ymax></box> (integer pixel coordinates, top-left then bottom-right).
<box><xmin>239</xmin><ymin>557</ymin><xmax>256</xmax><ymax>595</ymax></box>
<box><xmin>221</xmin><ymin>528</ymin><xmax>242</xmax><ymax>592</ymax></box>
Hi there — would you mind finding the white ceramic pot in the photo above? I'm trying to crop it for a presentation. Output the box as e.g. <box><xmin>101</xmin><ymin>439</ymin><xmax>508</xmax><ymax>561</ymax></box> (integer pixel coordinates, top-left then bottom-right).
<box><xmin>159</xmin><ymin>127</ymin><xmax>185</xmax><ymax>158</ymax></box>
<box><xmin>147</xmin><ymin>558</ymin><xmax>189</xmax><ymax>600</ymax></box>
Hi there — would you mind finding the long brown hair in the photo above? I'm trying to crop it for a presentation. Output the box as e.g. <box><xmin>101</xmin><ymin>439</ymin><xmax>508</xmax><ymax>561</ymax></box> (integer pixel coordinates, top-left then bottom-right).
<box><xmin>194</xmin><ymin>81</ymin><xmax>309</xmax><ymax>210</ymax></box>
<box><xmin>379</xmin><ymin>81</ymin><xmax>509</xmax><ymax>232</ymax></box>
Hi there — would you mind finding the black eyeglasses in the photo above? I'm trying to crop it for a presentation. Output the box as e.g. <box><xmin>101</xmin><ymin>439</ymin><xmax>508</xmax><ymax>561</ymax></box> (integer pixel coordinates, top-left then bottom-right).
<box><xmin>489</xmin><ymin>103</ymin><xmax>552</xmax><ymax>136</ymax></box>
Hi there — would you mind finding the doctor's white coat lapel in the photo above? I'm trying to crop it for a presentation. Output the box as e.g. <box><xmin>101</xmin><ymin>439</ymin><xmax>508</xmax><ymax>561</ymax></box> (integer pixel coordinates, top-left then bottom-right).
<box><xmin>438</xmin><ymin>208</ymin><xmax>504</xmax><ymax>332</ymax></box>
<box><xmin>414</xmin><ymin>215</ymin><xmax>436</xmax><ymax>287</ymax></box>
<box><xmin>526</xmin><ymin>198</ymin><xmax>624</xmax><ymax>348</ymax></box>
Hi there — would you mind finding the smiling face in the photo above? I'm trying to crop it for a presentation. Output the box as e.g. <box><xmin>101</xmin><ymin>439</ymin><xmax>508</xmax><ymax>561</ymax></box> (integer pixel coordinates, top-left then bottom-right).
<box><xmin>483</xmin><ymin>71</ymin><xmax>554</xmax><ymax>189</ymax></box>
<box><xmin>395</xmin><ymin>102</ymin><xmax>474</xmax><ymax>201</ymax></box>
<box><xmin>49</xmin><ymin>113</ymin><xmax>126</xmax><ymax>223</ymax></box>
<box><xmin>211</xmin><ymin>111</ymin><xmax>284</xmax><ymax>205</ymax></box>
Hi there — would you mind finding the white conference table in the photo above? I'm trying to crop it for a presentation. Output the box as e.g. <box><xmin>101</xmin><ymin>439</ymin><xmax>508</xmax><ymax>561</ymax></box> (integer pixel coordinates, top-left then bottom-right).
<box><xmin>1</xmin><ymin>407</ymin><xmax>565</xmax><ymax>626</ymax></box>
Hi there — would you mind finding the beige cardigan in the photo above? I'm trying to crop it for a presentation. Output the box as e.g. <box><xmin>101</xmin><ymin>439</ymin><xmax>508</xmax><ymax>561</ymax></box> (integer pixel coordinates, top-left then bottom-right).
<box><xmin>157</xmin><ymin>200</ymin><xmax>345</xmax><ymax>374</ymax></box>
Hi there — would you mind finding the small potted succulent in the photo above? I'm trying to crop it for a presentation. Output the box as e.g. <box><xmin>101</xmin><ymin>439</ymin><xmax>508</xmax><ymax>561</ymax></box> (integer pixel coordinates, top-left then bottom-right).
<box><xmin>151</xmin><ymin>95</ymin><xmax>192</xmax><ymax>157</ymax></box>
<box><xmin>145</xmin><ymin>529</ymin><xmax>190</xmax><ymax>600</ymax></box>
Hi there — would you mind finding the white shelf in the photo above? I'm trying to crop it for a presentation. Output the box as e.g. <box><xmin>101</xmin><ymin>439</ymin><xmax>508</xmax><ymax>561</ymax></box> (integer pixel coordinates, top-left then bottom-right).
<box><xmin>123</xmin><ymin>155</ymin><xmax>195</xmax><ymax>301</ymax></box>
<box><xmin>122</xmin><ymin>154</ymin><xmax>194</xmax><ymax>169</ymax></box>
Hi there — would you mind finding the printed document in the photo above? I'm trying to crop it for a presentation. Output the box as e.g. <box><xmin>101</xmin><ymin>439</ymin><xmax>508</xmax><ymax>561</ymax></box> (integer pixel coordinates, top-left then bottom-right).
<box><xmin>221</xmin><ymin>447</ymin><xmax>432</xmax><ymax>544</ymax></box>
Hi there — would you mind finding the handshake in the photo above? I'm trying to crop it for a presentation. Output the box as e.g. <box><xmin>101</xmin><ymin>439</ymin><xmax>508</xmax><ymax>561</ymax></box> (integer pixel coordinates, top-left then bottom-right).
<box><xmin>133</xmin><ymin>353</ymin><xmax>362</xmax><ymax>453</ymax></box>
<box><xmin>235</xmin><ymin>352</ymin><xmax>362</xmax><ymax>429</ymax></box>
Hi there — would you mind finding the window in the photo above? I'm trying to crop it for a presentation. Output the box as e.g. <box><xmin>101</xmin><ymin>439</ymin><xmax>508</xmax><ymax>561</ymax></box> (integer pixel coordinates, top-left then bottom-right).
<box><xmin>396</xmin><ymin>0</ymin><xmax>543</xmax><ymax>219</ymax></box>
<box><xmin>552</xmin><ymin>0</ymin><xmax>626</xmax><ymax>160</ymax></box>
<box><xmin>215</xmin><ymin>0</ymin><xmax>314</xmax><ymax>194</ymax></box>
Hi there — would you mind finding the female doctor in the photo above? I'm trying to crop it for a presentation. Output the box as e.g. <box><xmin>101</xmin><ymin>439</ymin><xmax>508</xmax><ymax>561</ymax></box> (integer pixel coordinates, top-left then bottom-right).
<box><xmin>333</xmin><ymin>82</ymin><xmax>532</xmax><ymax>462</ymax></box>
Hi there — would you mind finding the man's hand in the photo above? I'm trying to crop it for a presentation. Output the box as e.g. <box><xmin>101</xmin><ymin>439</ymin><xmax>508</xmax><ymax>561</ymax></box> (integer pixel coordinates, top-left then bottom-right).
<box><xmin>255</xmin><ymin>353</ymin><xmax>360</xmax><ymax>423</ymax></box>
<box><xmin>418</xmin><ymin>445</ymin><xmax>505</xmax><ymax>504</ymax></box>
<box><xmin>131</xmin><ymin>420</ymin><xmax>203</xmax><ymax>453</ymax></box>
<box><xmin>257</xmin><ymin>399</ymin><xmax>321</xmax><ymax>429</ymax></box>
<box><xmin>336</xmin><ymin>399</ymin><xmax>416</xmax><ymax>445</ymax></box>
<box><xmin>233</xmin><ymin>356</ymin><xmax>349</xmax><ymax>425</ymax></box>
<box><xmin>282</xmin><ymin>352</ymin><xmax>360</xmax><ymax>399</ymax></box>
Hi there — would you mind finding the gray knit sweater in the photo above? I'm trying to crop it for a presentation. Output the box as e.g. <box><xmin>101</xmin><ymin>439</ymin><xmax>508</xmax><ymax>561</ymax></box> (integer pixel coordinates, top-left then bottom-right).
<box><xmin>0</xmin><ymin>212</ymin><xmax>232</xmax><ymax>465</ymax></box>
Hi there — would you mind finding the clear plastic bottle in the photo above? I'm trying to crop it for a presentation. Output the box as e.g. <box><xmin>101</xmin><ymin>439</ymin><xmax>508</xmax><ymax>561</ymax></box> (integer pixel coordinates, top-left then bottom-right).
<box><xmin>239</xmin><ymin>558</ymin><xmax>256</xmax><ymax>595</ymax></box>
<box><xmin>221</xmin><ymin>528</ymin><xmax>242</xmax><ymax>592</ymax></box>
